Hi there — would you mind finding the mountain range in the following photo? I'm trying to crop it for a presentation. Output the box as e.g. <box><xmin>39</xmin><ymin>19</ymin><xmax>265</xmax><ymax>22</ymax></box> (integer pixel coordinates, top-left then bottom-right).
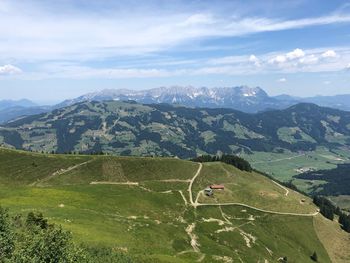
<box><xmin>57</xmin><ymin>86</ymin><xmax>280</xmax><ymax>113</ymax></box>
<box><xmin>1</xmin><ymin>100</ymin><xmax>349</xmax><ymax>158</ymax></box>
<box><xmin>1</xmin><ymin>86</ymin><xmax>350</xmax><ymax>124</ymax></box>
<box><xmin>58</xmin><ymin>86</ymin><xmax>350</xmax><ymax>112</ymax></box>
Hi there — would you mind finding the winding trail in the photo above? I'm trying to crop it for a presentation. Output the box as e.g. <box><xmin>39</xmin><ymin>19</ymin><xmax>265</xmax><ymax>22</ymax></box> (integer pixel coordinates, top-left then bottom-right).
<box><xmin>188</xmin><ymin>163</ymin><xmax>202</xmax><ymax>207</ymax></box>
<box><xmin>271</xmin><ymin>180</ymin><xmax>289</xmax><ymax>196</ymax></box>
<box><xmin>32</xmin><ymin>159</ymin><xmax>93</xmax><ymax>186</ymax></box>
<box><xmin>178</xmin><ymin>190</ymin><xmax>188</xmax><ymax>206</ymax></box>
<box><xmin>196</xmin><ymin>202</ymin><xmax>319</xmax><ymax>217</ymax></box>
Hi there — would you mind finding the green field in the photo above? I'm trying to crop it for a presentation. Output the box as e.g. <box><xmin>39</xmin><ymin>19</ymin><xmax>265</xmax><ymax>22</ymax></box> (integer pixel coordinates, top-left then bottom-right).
<box><xmin>0</xmin><ymin>148</ymin><xmax>346</xmax><ymax>262</ymax></box>
<box><xmin>241</xmin><ymin>147</ymin><xmax>350</xmax><ymax>191</ymax></box>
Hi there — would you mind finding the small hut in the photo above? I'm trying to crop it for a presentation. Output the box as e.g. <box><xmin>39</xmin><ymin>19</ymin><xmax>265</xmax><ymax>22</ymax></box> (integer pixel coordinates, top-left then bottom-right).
<box><xmin>204</xmin><ymin>187</ymin><xmax>213</xmax><ymax>196</ymax></box>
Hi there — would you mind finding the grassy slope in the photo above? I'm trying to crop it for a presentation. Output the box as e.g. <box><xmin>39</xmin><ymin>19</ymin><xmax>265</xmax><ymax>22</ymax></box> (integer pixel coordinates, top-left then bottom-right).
<box><xmin>0</xmin><ymin>148</ymin><xmax>91</xmax><ymax>185</ymax></box>
<box><xmin>194</xmin><ymin>162</ymin><xmax>316</xmax><ymax>214</ymax></box>
<box><xmin>314</xmin><ymin>214</ymin><xmax>350</xmax><ymax>263</ymax></box>
<box><xmin>0</xmin><ymin>148</ymin><xmax>335</xmax><ymax>262</ymax></box>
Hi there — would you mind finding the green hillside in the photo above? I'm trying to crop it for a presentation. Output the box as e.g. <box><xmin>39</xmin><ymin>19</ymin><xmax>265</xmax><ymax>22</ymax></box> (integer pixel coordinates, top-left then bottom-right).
<box><xmin>1</xmin><ymin>101</ymin><xmax>350</xmax><ymax>206</ymax></box>
<box><xmin>1</xmin><ymin>148</ymin><xmax>348</xmax><ymax>262</ymax></box>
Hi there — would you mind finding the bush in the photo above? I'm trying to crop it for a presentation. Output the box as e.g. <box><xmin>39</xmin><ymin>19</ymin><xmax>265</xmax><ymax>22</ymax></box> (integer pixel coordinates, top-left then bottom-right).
<box><xmin>310</xmin><ymin>251</ymin><xmax>318</xmax><ymax>262</ymax></box>
<box><xmin>0</xmin><ymin>207</ymin><xmax>88</xmax><ymax>262</ymax></box>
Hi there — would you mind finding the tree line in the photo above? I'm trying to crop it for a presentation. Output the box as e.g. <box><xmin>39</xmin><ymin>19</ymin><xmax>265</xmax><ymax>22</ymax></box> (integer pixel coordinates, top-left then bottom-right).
<box><xmin>313</xmin><ymin>196</ymin><xmax>350</xmax><ymax>233</ymax></box>
<box><xmin>191</xmin><ymin>154</ymin><xmax>252</xmax><ymax>172</ymax></box>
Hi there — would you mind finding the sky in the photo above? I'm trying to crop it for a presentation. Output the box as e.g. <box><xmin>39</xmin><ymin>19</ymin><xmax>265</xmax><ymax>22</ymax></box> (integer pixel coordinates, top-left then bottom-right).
<box><xmin>1</xmin><ymin>0</ymin><xmax>350</xmax><ymax>104</ymax></box>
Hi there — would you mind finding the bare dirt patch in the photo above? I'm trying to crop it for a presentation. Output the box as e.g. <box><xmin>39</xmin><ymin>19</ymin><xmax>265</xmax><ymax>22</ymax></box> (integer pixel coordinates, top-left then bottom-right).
<box><xmin>185</xmin><ymin>223</ymin><xmax>200</xmax><ymax>252</ymax></box>
<box><xmin>239</xmin><ymin>230</ymin><xmax>256</xmax><ymax>248</ymax></box>
<box><xmin>259</xmin><ymin>191</ymin><xmax>279</xmax><ymax>198</ymax></box>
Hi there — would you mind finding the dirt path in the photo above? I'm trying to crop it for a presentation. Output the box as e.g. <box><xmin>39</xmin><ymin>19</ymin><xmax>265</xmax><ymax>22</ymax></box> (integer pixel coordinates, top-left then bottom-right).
<box><xmin>179</xmin><ymin>190</ymin><xmax>188</xmax><ymax>206</ymax></box>
<box><xmin>32</xmin><ymin>159</ymin><xmax>93</xmax><ymax>186</ymax></box>
<box><xmin>196</xmin><ymin>202</ymin><xmax>319</xmax><ymax>217</ymax></box>
<box><xmin>90</xmin><ymin>181</ymin><xmax>139</xmax><ymax>185</ymax></box>
<box><xmin>188</xmin><ymin>163</ymin><xmax>203</xmax><ymax>207</ymax></box>
<box><xmin>271</xmin><ymin>180</ymin><xmax>289</xmax><ymax>196</ymax></box>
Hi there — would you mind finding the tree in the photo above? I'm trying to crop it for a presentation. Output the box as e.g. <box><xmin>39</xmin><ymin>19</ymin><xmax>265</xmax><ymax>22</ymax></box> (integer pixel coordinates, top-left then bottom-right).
<box><xmin>310</xmin><ymin>251</ymin><xmax>318</xmax><ymax>262</ymax></box>
<box><xmin>0</xmin><ymin>207</ymin><xmax>133</xmax><ymax>262</ymax></box>
<box><xmin>12</xmin><ymin>225</ymin><xmax>88</xmax><ymax>263</ymax></box>
<box><xmin>313</xmin><ymin>196</ymin><xmax>337</xmax><ymax>221</ymax></box>
<box><xmin>0</xmin><ymin>208</ymin><xmax>88</xmax><ymax>262</ymax></box>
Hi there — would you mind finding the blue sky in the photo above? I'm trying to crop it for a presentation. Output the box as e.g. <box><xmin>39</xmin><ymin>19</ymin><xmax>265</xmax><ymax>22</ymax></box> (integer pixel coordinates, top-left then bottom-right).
<box><xmin>0</xmin><ymin>0</ymin><xmax>350</xmax><ymax>103</ymax></box>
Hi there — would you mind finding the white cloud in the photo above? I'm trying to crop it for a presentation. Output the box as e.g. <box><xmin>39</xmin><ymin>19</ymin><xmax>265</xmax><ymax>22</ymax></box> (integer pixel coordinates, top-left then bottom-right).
<box><xmin>286</xmin><ymin>48</ymin><xmax>305</xmax><ymax>59</ymax></box>
<box><xmin>248</xmin><ymin>54</ymin><xmax>261</xmax><ymax>67</ymax></box>
<box><xmin>323</xmin><ymin>81</ymin><xmax>331</xmax><ymax>85</ymax></box>
<box><xmin>321</xmin><ymin>50</ymin><xmax>337</xmax><ymax>58</ymax></box>
<box><xmin>269</xmin><ymin>48</ymin><xmax>305</xmax><ymax>65</ymax></box>
<box><xmin>0</xmin><ymin>1</ymin><xmax>350</xmax><ymax>63</ymax></box>
<box><xmin>16</xmin><ymin>46</ymin><xmax>350</xmax><ymax>80</ymax></box>
<box><xmin>197</xmin><ymin>47</ymin><xmax>350</xmax><ymax>76</ymax></box>
<box><xmin>0</xmin><ymin>64</ymin><xmax>22</xmax><ymax>75</ymax></box>
<box><xmin>269</xmin><ymin>55</ymin><xmax>287</xmax><ymax>64</ymax></box>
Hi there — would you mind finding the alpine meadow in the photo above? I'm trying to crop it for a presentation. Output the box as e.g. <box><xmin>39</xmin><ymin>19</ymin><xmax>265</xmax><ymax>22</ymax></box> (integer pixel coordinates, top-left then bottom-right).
<box><xmin>1</xmin><ymin>1</ymin><xmax>350</xmax><ymax>262</ymax></box>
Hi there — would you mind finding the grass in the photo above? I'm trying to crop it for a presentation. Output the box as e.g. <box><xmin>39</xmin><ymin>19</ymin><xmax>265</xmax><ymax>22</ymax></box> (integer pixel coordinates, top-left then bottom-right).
<box><xmin>42</xmin><ymin>156</ymin><xmax>198</xmax><ymax>186</ymax></box>
<box><xmin>313</xmin><ymin>214</ymin><xmax>350</xmax><ymax>263</ymax></box>
<box><xmin>0</xmin><ymin>148</ymin><xmax>91</xmax><ymax>185</ymax></box>
<box><xmin>328</xmin><ymin>195</ymin><xmax>350</xmax><ymax>210</ymax></box>
<box><xmin>0</xmin><ymin>147</ymin><xmax>340</xmax><ymax>262</ymax></box>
